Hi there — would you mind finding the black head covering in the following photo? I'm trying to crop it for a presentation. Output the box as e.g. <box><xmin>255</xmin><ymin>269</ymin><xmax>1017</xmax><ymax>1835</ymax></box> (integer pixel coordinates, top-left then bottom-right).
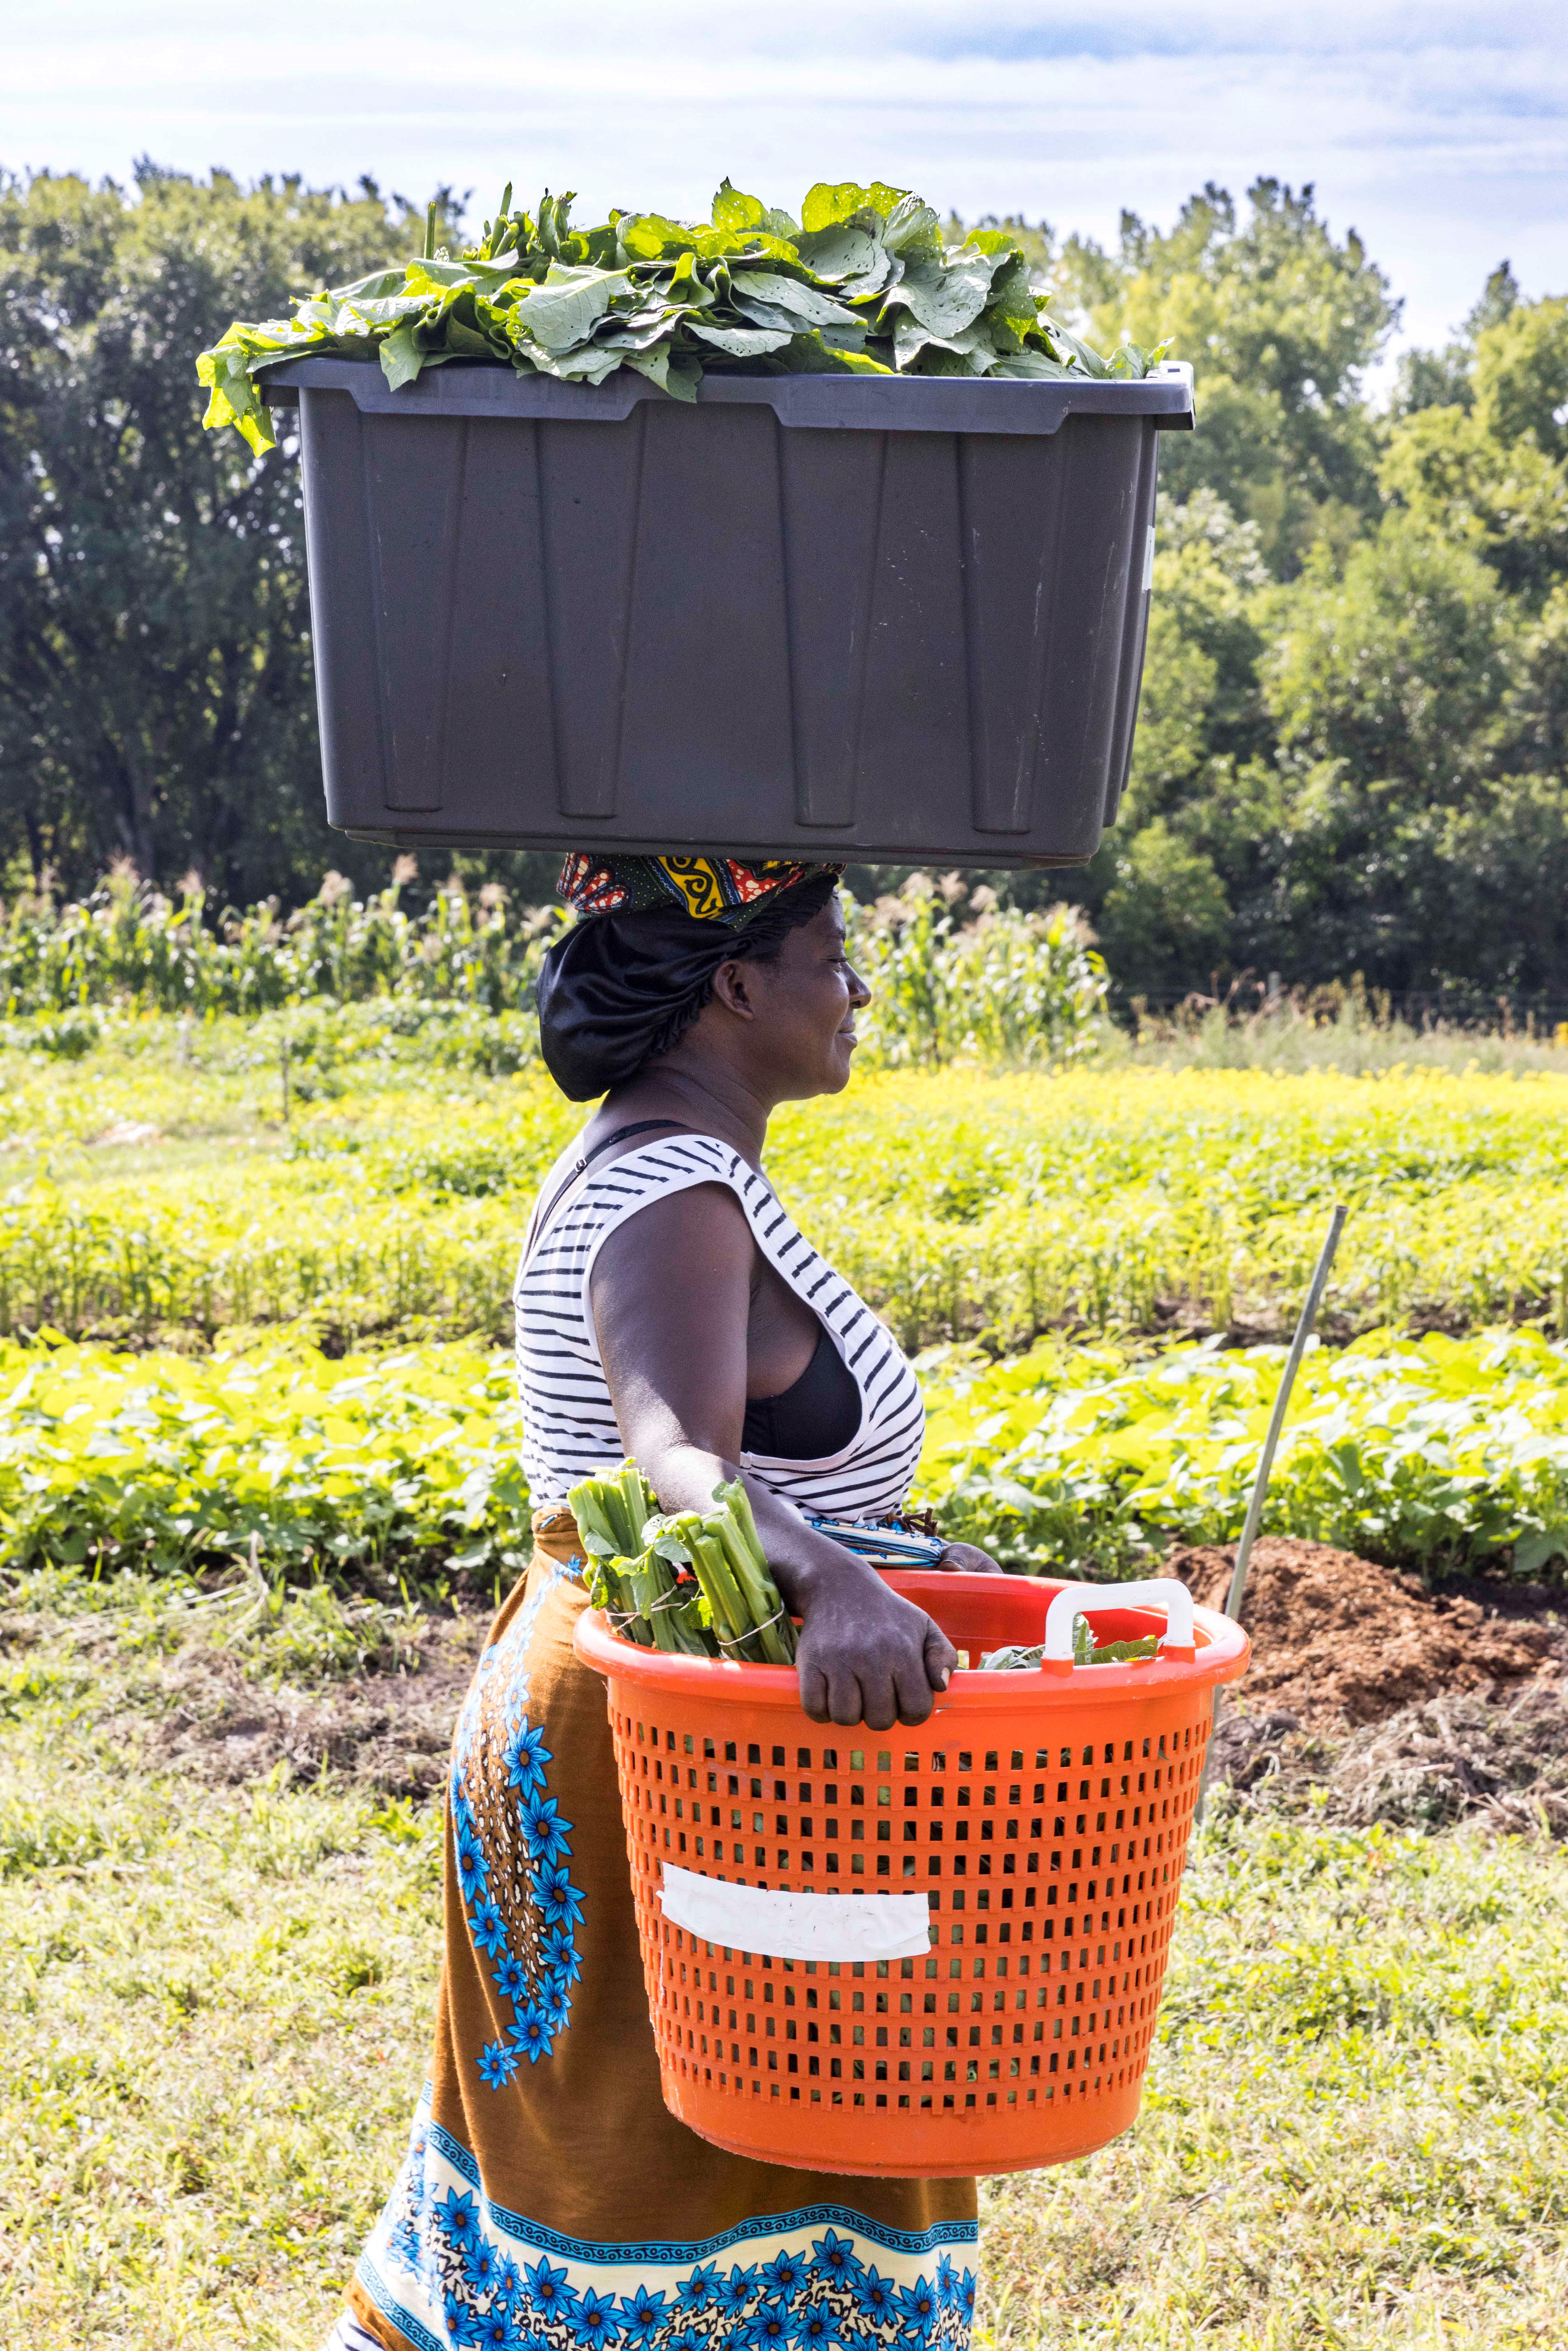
<box><xmin>536</xmin><ymin>872</ymin><xmax>841</xmax><ymax>1101</ymax></box>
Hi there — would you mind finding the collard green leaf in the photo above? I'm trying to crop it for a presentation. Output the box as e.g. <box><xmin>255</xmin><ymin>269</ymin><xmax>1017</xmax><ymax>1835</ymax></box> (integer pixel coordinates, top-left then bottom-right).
<box><xmin>881</xmin><ymin>193</ymin><xmax>943</xmax><ymax>258</ymax></box>
<box><xmin>379</xmin><ymin>320</ymin><xmax>425</xmax><ymax>390</ymax></box>
<box><xmin>793</xmin><ymin>224</ymin><xmax>881</xmax><ymax>283</ymax></box>
<box><xmin>800</xmin><ymin>180</ymin><xmax>908</xmax><ymax>233</ymax></box>
<box><xmin>1043</xmin><ymin>318</ymin><xmax>1113</xmax><ymax>379</ymax></box>
<box><xmin>618</xmin><ymin>213</ymin><xmax>696</xmax><ymax>263</ymax></box>
<box><xmin>327</xmin><ymin>266</ymin><xmax>412</xmax><ymax>306</ymax></box>
<box><xmin>665</xmin><ymin>250</ymin><xmax>720</xmax><ymax>311</ymax></box>
<box><xmin>892</xmin><ymin>314</ymin><xmax>996</xmax><ymax>374</ymax></box>
<box><xmin>984</xmin><ymin>254</ymin><xmax>1042</xmax><ymax>347</ymax></box>
<box><xmin>882</xmin><ymin>250</ymin><xmax>1001</xmax><ymax>339</ymax></box>
<box><xmin>596</xmin><ymin>313</ymin><xmax>680</xmax><ymax>355</ymax></box>
<box><xmin>531</xmin><ymin>340</ymin><xmax>625</xmax><ymax>385</ymax></box>
<box><xmin>332</xmin><ymin>292</ymin><xmax>435</xmax><ymax>330</ymax></box>
<box><xmin>513</xmin><ymin>265</ymin><xmax>630</xmax><ymax>355</ymax></box>
<box><xmin>688</xmin><ymin>322</ymin><xmax>795</xmax><ymax>357</ymax></box>
<box><xmin>711</xmin><ymin>178</ymin><xmax>766</xmax><ymax>233</ymax></box>
<box><xmin>735</xmin><ymin>269</ymin><xmax>861</xmax><ymax>328</ymax></box>
<box><xmin>195</xmin><ymin>174</ymin><xmax>1172</xmax><ymax>437</ymax></box>
<box><xmin>729</xmin><ymin>293</ymin><xmax>810</xmax><ymax>335</ymax></box>
<box><xmin>991</xmin><ymin>351</ymin><xmax>1077</xmax><ymax>380</ymax></box>
<box><xmin>443</xmin><ymin>318</ymin><xmax>501</xmax><ymax>359</ymax></box>
<box><xmin>764</xmin><ymin>330</ymin><xmax>894</xmax><ymax>376</ymax></box>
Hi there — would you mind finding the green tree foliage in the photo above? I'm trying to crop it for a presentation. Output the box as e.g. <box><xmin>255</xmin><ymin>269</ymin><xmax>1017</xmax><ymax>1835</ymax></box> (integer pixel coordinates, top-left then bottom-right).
<box><xmin>1</xmin><ymin>165</ymin><xmax>1563</xmax><ymax>1009</ymax></box>
<box><xmin>1097</xmin><ymin>818</ymin><xmax>1232</xmax><ymax>1000</ymax></box>
<box><xmin>1063</xmin><ymin>180</ymin><xmax>1397</xmax><ymax>573</ymax></box>
<box><xmin>1036</xmin><ymin>194</ymin><xmax>1567</xmax><ymax>1007</ymax></box>
<box><xmin>0</xmin><ymin>167</ymin><xmax>449</xmax><ymax>902</ymax></box>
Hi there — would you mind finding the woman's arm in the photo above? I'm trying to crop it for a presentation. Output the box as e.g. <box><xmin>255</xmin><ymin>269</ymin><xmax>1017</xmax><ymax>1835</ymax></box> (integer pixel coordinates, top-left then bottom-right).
<box><xmin>590</xmin><ymin>1184</ymin><xmax>958</xmax><ymax>1730</ymax></box>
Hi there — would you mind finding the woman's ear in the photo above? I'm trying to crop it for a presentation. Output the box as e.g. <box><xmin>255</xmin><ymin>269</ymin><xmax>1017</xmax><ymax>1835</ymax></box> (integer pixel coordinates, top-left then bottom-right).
<box><xmin>709</xmin><ymin>959</ymin><xmax>757</xmax><ymax>1020</ymax></box>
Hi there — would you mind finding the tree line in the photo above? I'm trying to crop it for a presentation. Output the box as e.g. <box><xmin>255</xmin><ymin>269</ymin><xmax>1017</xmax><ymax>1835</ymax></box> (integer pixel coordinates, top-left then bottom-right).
<box><xmin>0</xmin><ymin>165</ymin><xmax>1563</xmax><ymax>1006</ymax></box>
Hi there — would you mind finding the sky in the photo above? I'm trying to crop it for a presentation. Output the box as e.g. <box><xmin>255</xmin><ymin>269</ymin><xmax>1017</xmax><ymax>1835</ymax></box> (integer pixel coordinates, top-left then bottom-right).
<box><xmin>4</xmin><ymin>2</ymin><xmax>1565</xmax><ymax>370</ymax></box>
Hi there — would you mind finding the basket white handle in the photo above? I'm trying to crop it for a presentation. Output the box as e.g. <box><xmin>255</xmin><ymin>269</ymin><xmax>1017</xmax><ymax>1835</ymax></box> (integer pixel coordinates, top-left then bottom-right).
<box><xmin>1041</xmin><ymin>1578</ymin><xmax>1196</xmax><ymax>1669</ymax></box>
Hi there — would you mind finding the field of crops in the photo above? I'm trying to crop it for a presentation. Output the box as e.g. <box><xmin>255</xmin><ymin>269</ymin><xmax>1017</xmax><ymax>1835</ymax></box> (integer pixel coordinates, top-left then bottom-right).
<box><xmin>6</xmin><ymin>1012</ymin><xmax>1568</xmax><ymax>2348</ymax></box>
<box><xmin>8</xmin><ymin>1321</ymin><xmax>1568</xmax><ymax>1593</ymax></box>
<box><xmin>8</xmin><ymin>1016</ymin><xmax>1568</xmax><ymax>1357</ymax></box>
<box><xmin>6</xmin><ymin>1016</ymin><xmax>1568</xmax><ymax>1587</ymax></box>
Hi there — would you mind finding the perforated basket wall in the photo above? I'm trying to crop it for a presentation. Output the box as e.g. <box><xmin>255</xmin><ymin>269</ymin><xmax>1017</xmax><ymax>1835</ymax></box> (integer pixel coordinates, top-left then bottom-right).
<box><xmin>578</xmin><ymin>1572</ymin><xmax>1247</xmax><ymax>2178</ymax></box>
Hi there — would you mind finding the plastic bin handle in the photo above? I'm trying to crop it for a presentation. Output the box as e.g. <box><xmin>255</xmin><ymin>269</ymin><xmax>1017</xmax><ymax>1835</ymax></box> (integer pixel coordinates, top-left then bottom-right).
<box><xmin>1041</xmin><ymin>1579</ymin><xmax>1196</xmax><ymax>1671</ymax></box>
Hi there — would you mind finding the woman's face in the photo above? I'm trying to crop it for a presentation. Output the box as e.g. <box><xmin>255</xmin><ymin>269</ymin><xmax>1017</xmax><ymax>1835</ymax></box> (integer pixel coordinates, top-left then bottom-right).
<box><xmin>722</xmin><ymin>897</ymin><xmax>871</xmax><ymax>1099</ymax></box>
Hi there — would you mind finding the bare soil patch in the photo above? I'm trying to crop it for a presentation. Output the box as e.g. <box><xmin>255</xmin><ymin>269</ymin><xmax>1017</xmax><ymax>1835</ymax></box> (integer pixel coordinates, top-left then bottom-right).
<box><xmin>1166</xmin><ymin>1535</ymin><xmax>1565</xmax><ymax>1727</ymax></box>
<box><xmin>1213</xmin><ymin>1684</ymin><xmax>1568</xmax><ymax>1836</ymax></box>
<box><xmin>133</xmin><ymin>1607</ymin><xmax>489</xmax><ymax>1796</ymax></box>
<box><xmin>1166</xmin><ymin>1536</ymin><xmax>1568</xmax><ymax>1832</ymax></box>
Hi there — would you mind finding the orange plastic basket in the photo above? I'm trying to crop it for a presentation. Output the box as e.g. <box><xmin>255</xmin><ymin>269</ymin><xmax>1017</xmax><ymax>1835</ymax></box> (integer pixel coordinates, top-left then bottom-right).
<box><xmin>575</xmin><ymin>1570</ymin><xmax>1247</xmax><ymax>2178</ymax></box>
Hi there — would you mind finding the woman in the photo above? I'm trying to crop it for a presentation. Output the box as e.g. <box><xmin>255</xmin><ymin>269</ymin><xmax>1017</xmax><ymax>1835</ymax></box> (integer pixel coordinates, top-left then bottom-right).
<box><xmin>332</xmin><ymin>854</ymin><xmax>998</xmax><ymax>2351</ymax></box>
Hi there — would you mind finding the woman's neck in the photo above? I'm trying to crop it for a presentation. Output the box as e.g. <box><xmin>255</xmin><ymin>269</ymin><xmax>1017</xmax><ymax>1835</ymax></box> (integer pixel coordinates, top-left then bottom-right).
<box><xmin>596</xmin><ymin>1058</ymin><xmax>773</xmax><ymax>1167</ymax></box>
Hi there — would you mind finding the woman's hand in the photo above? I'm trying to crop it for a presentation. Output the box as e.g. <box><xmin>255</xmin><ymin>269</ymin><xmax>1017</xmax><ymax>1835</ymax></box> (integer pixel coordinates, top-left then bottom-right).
<box><xmin>933</xmin><ymin>1539</ymin><xmax>1006</xmax><ymax>1574</ymax></box>
<box><xmin>792</xmin><ymin>1553</ymin><xmax>957</xmax><ymax>1732</ymax></box>
<box><xmin>590</xmin><ymin>1183</ymin><xmax>961</xmax><ymax>1727</ymax></box>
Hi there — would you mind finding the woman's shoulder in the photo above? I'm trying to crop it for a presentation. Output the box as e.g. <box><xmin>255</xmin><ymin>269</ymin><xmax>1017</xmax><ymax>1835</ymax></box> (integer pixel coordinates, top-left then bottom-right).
<box><xmin>526</xmin><ymin>1127</ymin><xmax>769</xmax><ymax>1256</ymax></box>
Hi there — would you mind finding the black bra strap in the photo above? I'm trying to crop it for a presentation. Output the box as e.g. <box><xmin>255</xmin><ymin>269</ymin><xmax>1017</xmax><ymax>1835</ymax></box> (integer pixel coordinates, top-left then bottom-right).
<box><xmin>527</xmin><ymin>1120</ymin><xmax>691</xmax><ymax>1258</ymax></box>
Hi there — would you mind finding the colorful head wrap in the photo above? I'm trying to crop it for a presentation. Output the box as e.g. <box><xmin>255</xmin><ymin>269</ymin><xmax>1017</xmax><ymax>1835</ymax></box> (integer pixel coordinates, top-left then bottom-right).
<box><xmin>538</xmin><ymin>854</ymin><xmax>845</xmax><ymax>1100</ymax></box>
<box><xmin>558</xmin><ymin>853</ymin><xmax>844</xmax><ymax>930</ymax></box>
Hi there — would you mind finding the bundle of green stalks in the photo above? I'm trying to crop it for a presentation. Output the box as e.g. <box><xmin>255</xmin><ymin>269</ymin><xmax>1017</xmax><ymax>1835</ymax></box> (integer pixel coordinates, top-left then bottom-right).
<box><xmin>568</xmin><ymin>1463</ymin><xmax>798</xmax><ymax>1666</ymax></box>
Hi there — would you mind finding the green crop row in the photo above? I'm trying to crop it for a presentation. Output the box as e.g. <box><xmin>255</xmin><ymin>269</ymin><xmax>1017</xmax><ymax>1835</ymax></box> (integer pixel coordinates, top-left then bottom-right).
<box><xmin>8</xmin><ymin>1056</ymin><xmax>1568</xmax><ymax>1350</ymax></box>
<box><xmin>0</xmin><ymin>1338</ymin><xmax>526</xmax><ymax>1586</ymax></box>
<box><xmin>0</xmin><ymin>870</ymin><xmax>1108</xmax><ymax>1065</ymax></box>
<box><xmin>918</xmin><ymin>1323</ymin><xmax>1568</xmax><ymax>1580</ymax></box>
<box><xmin>4</xmin><ymin>1322</ymin><xmax>1566</xmax><ymax>1588</ymax></box>
<box><xmin>0</xmin><ymin>868</ymin><xmax>564</xmax><ymax>1019</ymax></box>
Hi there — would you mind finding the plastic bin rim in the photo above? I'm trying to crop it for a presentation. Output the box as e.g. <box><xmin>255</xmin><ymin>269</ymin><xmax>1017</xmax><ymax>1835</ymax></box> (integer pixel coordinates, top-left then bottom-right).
<box><xmin>574</xmin><ymin>1570</ymin><xmax>1248</xmax><ymax>1706</ymax></box>
<box><xmin>260</xmin><ymin>353</ymin><xmax>1195</xmax><ymax>437</ymax></box>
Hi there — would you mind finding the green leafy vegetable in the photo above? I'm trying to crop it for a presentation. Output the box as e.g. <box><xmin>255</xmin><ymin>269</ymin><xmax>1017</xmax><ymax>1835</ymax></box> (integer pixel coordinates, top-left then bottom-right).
<box><xmin>569</xmin><ymin>1465</ymin><xmax>797</xmax><ymax>1663</ymax></box>
<box><xmin>980</xmin><ymin>1623</ymin><xmax>1161</xmax><ymax>1670</ymax></box>
<box><xmin>197</xmin><ymin>177</ymin><xmax>1172</xmax><ymax>454</ymax></box>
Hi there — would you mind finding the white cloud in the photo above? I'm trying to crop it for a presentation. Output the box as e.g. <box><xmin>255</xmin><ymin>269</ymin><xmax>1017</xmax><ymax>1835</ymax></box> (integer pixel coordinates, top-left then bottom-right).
<box><xmin>3</xmin><ymin>1</ymin><xmax>1563</xmax><ymax>357</ymax></box>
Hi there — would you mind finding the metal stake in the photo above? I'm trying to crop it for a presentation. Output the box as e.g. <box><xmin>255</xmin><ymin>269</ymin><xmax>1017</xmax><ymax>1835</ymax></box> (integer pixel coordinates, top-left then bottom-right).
<box><xmin>1195</xmin><ymin>1202</ymin><xmax>1348</xmax><ymax>1820</ymax></box>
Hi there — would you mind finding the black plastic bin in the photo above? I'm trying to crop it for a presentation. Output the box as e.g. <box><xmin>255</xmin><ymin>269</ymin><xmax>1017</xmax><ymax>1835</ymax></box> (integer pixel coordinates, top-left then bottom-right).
<box><xmin>263</xmin><ymin>357</ymin><xmax>1193</xmax><ymax>866</ymax></box>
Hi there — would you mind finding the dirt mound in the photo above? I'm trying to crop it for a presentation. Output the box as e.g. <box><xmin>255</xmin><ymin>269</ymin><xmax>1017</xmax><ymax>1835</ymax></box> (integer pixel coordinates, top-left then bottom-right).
<box><xmin>1164</xmin><ymin>1536</ymin><xmax>1564</xmax><ymax>1727</ymax></box>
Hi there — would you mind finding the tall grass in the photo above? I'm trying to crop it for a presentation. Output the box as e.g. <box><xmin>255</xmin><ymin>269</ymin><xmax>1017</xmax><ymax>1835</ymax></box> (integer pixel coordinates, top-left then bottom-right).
<box><xmin>1121</xmin><ymin>988</ymin><xmax>1568</xmax><ymax>1076</ymax></box>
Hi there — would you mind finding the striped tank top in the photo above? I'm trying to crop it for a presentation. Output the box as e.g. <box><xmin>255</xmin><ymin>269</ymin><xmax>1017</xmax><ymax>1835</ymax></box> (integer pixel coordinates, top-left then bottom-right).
<box><xmin>514</xmin><ymin>1130</ymin><xmax>924</xmax><ymax>1520</ymax></box>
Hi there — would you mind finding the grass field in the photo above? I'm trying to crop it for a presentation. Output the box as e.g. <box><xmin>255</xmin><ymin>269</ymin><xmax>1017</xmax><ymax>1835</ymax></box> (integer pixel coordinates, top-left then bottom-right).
<box><xmin>4</xmin><ymin>1018</ymin><xmax>1568</xmax><ymax>2347</ymax></box>
<box><xmin>3</xmin><ymin>1568</ymin><xmax>1565</xmax><ymax>2350</ymax></box>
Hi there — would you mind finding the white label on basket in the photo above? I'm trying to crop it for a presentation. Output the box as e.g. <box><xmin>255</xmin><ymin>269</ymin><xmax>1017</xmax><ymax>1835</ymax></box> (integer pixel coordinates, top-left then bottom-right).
<box><xmin>657</xmin><ymin>1866</ymin><xmax>931</xmax><ymax>1962</ymax></box>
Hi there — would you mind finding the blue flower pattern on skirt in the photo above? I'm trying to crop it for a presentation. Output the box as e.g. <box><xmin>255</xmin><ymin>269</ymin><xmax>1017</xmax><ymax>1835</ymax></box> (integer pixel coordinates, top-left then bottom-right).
<box><xmin>448</xmin><ymin>1566</ymin><xmax>584</xmax><ymax>2088</ymax></box>
<box><xmin>365</xmin><ymin>2102</ymin><xmax>976</xmax><ymax>2351</ymax></box>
